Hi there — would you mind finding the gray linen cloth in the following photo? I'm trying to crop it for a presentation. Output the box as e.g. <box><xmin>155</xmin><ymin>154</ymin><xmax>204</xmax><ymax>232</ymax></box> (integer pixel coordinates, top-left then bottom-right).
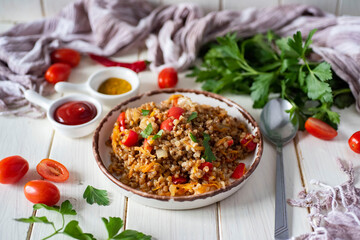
<box><xmin>0</xmin><ymin>0</ymin><xmax>359</xmax><ymax>116</ymax></box>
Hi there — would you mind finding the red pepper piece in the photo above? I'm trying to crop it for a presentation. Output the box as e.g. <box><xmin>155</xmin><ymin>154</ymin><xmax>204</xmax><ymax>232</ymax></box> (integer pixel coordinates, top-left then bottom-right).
<box><xmin>227</xmin><ymin>139</ymin><xmax>234</xmax><ymax>146</ymax></box>
<box><xmin>168</xmin><ymin>107</ymin><xmax>184</xmax><ymax>120</ymax></box>
<box><xmin>143</xmin><ymin>139</ymin><xmax>153</xmax><ymax>152</ymax></box>
<box><xmin>89</xmin><ymin>54</ymin><xmax>148</xmax><ymax>73</ymax></box>
<box><xmin>117</xmin><ymin>112</ymin><xmax>126</xmax><ymax>131</ymax></box>
<box><xmin>172</xmin><ymin>176</ymin><xmax>187</xmax><ymax>185</ymax></box>
<box><xmin>122</xmin><ymin>130</ymin><xmax>138</xmax><ymax>147</ymax></box>
<box><xmin>231</xmin><ymin>163</ymin><xmax>246</xmax><ymax>179</ymax></box>
<box><xmin>240</xmin><ymin>134</ymin><xmax>257</xmax><ymax>152</ymax></box>
<box><xmin>199</xmin><ymin>162</ymin><xmax>213</xmax><ymax>171</ymax></box>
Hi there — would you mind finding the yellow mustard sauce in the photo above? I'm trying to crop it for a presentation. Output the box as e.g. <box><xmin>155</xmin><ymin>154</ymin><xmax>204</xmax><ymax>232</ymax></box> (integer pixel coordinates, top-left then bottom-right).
<box><xmin>97</xmin><ymin>78</ymin><xmax>132</xmax><ymax>95</ymax></box>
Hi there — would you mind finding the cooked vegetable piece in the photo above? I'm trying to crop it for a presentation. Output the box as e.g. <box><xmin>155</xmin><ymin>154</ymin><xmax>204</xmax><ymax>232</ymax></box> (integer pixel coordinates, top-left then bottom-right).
<box><xmin>240</xmin><ymin>134</ymin><xmax>257</xmax><ymax>151</ymax></box>
<box><xmin>168</xmin><ymin>106</ymin><xmax>184</xmax><ymax>119</ymax></box>
<box><xmin>122</xmin><ymin>130</ymin><xmax>139</xmax><ymax>147</ymax></box>
<box><xmin>160</xmin><ymin>119</ymin><xmax>174</xmax><ymax>131</ymax></box>
<box><xmin>117</xmin><ymin>112</ymin><xmax>126</xmax><ymax>131</ymax></box>
<box><xmin>141</xmin><ymin>109</ymin><xmax>150</xmax><ymax>116</ymax></box>
<box><xmin>231</xmin><ymin>163</ymin><xmax>246</xmax><ymax>179</ymax></box>
<box><xmin>172</xmin><ymin>176</ymin><xmax>187</xmax><ymax>185</ymax></box>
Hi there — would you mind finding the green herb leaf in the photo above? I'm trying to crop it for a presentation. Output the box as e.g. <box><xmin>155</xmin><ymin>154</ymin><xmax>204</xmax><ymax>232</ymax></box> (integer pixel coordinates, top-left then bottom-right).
<box><xmin>83</xmin><ymin>185</ymin><xmax>110</xmax><ymax>206</ymax></box>
<box><xmin>113</xmin><ymin>229</ymin><xmax>152</xmax><ymax>240</ymax></box>
<box><xmin>60</xmin><ymin>200</ymin><xmax>77</xmax><ymax>216</ymax></box>
<box><xmin>15</xmin><ymin>216</ymin><xmax>53</xmax><ymax>225</ymax></box>
<box><xmin>190</xmin><ymin>133</ymin><xmax>198</xmax><ymax>142</ymax></box>
<box><xmin>63</xmin><ymin>220</ymin><xmax>95</xmax><ymax>240</ymax></box>
<box><xmin>33</xmin><ymin>203</ymin><xmax>60</xmax><ymax>212</ymax></box>
<box><xmin>152</xmin><ymin>130</ymin><xmax>163</xmax><ymax>140</ymax></box>
<box><xmin>306</xmin><ymin>73</ymin><xmax>332</xmax><ymax>103</ymax></box>
<box><xmin>141</xmin><ymin>109</ymin><xmax>150</xmax><ymax>116</ymax></box>
<box><xmin>140</xmin><ymin>123</ymin><xmax>153</xmax><ymax>138</ymax></box>
<box><xmin>102</xmin><ymin>217</ymin><xmax>123</xmax><ymax>239</ymax></box>
<box><xmin>287</xmin><ymin>31</ymin><xmax>303</xmax><ymax>57</ymax></box>
<box><xmin>202</xmin><ymin>133</ymin><xmax>216</xmax><ymax>162</ymax></box>
<box><xmin>312</xmin><ymin>62</ymin><xmax>332</xmax><ymax>82</ymax></box>
<box><xmin>187</xmin><ymin>112</ymin><xmax>198</xmax><ymax>122</ymax></box>
<box><xmin>250</xmin><ymin>73</ymin><xmax>274</xmax><ymax>108</ymax></box>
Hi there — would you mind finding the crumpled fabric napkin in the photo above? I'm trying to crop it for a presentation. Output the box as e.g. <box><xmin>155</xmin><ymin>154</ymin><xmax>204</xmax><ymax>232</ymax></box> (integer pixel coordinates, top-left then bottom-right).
<box><xmin>288</xmin><ymin>159</ymin><xmax>360</xmax><ymax>240</ymax></box>
<box><xmin>0</xmin><ymin>0</ymin><xmax>360</xmax><ymax>116</ymax></box>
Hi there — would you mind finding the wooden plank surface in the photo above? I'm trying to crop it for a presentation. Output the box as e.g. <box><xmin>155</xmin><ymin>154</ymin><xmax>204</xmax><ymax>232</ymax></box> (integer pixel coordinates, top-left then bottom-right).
<box><xmin>223</xmin><ymin>0</ymin><xmax>279</xmax><ymax>10</ymax></box>
<box><xmin>281</xmin><ymin>0</ymin><xmax>338</xmax><ymax>14</ymax></box>
<box><xmin>0</xmin><ymin>0</ymin><xmax>43</xmax><ymax>22</ymax></box>
<box><xmin>42</xmin><ymin>0</ymin><xmax>75</xmax><ymax>17</ymax></box>
<box><xmin>338</xmin><ymin>0</ymin><xmax>360</xmax><ymax>16</ymax></box>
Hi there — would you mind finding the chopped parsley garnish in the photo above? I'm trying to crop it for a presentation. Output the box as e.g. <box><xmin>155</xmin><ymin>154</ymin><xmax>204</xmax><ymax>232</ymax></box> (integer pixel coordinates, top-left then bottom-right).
<box><xmin>202</xmin><ymin>133</ymin><xmax>216</xmax><ymax>162</ymax></box>
<box><xmin>152</xmin><ymin>130</ymin><xmax>164</xmax><ymax>140</ymax></box>
<box><xmin>187</xmin><ymin>112</ymin><xmax>198</xmax><ymax>122</ymax></box>
<box><xmin>141</xmin><ymin>109</ymin><xmax>150</xmax><ymax>116</ymax></box>
<box><xmin>140</xmin><ymin>123</ymin><xmax>153</xmax><ymax>138</ymax></box>
<box><xmin>190</xmin><ymin>133</ymin><xmax>198</xmax><ymax>142</ymax></box>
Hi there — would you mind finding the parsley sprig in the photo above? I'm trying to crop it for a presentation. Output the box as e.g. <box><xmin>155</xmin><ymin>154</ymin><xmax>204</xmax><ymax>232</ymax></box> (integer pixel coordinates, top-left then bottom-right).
<box><xmin>202</xmin><ymin>133</ymin><xmax>216</xmax><ymax>162</ymax></box>
<box><xmin>140</xmin><ymin>123</ymin><xmax>153</xmax><ymax>138</ymax></box>
<box><xmin>83</xmin><ymin>185</ymin><xmax>110</xmax><ymax>206</ymax></box>
<box><xmin>188</xmin><ymin>30</ymin><xmax>354</xmax><ymax>129</ymax></box>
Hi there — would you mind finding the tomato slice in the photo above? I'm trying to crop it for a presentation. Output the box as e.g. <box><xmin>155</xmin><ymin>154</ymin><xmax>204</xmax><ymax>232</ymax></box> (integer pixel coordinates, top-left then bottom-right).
<box><xmin>199</xmin><ymin>162</ymin><xmax>213</xmax><ymax>171</ymax></box>
<box><xmin>117</xmin><ymin>112</ymin><xmax>126</xmax><ymax>131</ymax></box>
<box><xmin>231</xmin><ymin>163</ymin><xmax>246</xmax><ymax>179</ymax></box>
<box><xmin>51</xmin><ymin>48</ymin><xmax>81</xmax><ymax>67</ymax></box>
<box><xmin>305</xmin><ymin>117</ymin><xmax>337</xmax><ymax>140</ymax></box>
<box><xmin>143</xmin><ymin>139</ymin><xmax>153</xmax><ymax>152</ymax></box>
<box><xmin>0</xmin><ymin>155</ymin><xmax>29</xmax><ymax>184</ymax></box>
<box><xmin>227</xmin><ymin>139</ymin><xmax>234</xmax><ymax>146</ymax></box>
<box><xmin>168</xmin><ymin>107</ymin><xmax>184</xmax><ymax>119</ymax></box>
<box><xmin>240</xmin><ymin>134</ymin><xmax>257</xmax><ymax>152</ymax></box>
<box><xmin>36</xmin><ymin>159</ymin><xmax>69</xmax><ymax>182</ymax></box>
<box><xmin>172</xmin><ymin>176</ymin><xmax>187</xmax><ymax>184</ymax></box>
<box><xmin>349</xmin><ymin>131</ymin><xmax>360</xmax><ymax>154</ymax></box>
<box><xmin>122</xmin><ymin>130</ymin><xmax>139</xmax><ymax>147</ymax></box>
<box><xmin>160</xmin><ymin>119</ymin><xmax>174</xmax><ymax>131</ymax></box>
<box><xmin>24</xmin><ymin>180</ymin><xmax>60</xmax><ymax>206</ymax></box>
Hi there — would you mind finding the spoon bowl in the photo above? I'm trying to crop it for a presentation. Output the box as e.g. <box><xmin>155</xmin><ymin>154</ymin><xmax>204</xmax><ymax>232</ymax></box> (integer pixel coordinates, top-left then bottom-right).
<box><xmin>259</xmin><ymin>98</ymin><xmax>298</xmax><ymax>240</ymax></box>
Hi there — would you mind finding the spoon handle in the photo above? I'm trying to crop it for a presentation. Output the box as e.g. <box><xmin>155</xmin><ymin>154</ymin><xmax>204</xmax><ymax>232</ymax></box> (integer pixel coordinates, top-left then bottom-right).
<box><xmin>274</xmin><ymin>146</ymin><xmax>289</xmax><ymax>240</ymax></box>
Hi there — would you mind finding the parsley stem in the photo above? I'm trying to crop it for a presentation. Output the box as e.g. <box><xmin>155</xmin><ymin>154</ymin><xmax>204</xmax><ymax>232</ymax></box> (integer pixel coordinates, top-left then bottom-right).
<box><xmin>41</xmin><ymin>229</ymin><xmax>60</xmax><ymax>240</ymax></box>
<box><xmin>332</xmin><ymin>88</ymin><xmax>351</xmax><ymax>97</ymax></box>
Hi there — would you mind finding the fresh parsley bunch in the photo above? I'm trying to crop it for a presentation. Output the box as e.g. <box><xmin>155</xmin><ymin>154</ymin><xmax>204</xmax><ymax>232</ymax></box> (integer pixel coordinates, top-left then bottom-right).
<box><xmin>188</xmin><ymin>30</ymin><xmax>354</xmax><ymax>129</ymax></box>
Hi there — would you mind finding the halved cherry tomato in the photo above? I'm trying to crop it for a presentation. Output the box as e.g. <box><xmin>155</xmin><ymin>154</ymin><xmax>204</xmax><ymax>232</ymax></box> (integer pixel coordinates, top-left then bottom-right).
<box><xmin>36</xmin><ymin>159</ymin><xmax>69</xmax><ymax>183</ymax></box>
<box><xmin>160</xmin><ymin>119</ymin><xmax>174</xmax><ymax>131</ymax></box>
<box><xmin>24</xmin><ymin>180</ymin><xmax>60</xmax><ymax>206</ymax></box>
<box><xmin>227</xmin><ymin>139</ymin><xmax>234</xmax><ymax>146</ymax></box>
<box><xmin>117</xmin><ymin>112</ymin><xmax>126</xmax><ymax>131</ymax></box>
<box><xmin>305</xmin><ymin>117</ymin><xmax>337</xmax><ymax>140</ymax></box>
<box><xmin>45</xmin><ymin>63</ymin><xmax>71</xmax><ymax>84</ymax></box>
<box><xmin>172</xmin><ymin>176</ymin><xmax>187</xmax><ymax>185</ymax></box>
<box><xmin>199</xmin><ymin>162</ymin><xmax>213</xmax><ymax>172</ymax></box>
<box><xmin>240</xmin><ymin>134</ymin><xmax>257</xmax><ymax>152</ymax></box>
<box><xmin>168</xmin><ymin>107</ymin><xmax>184</xmax><ymax>119</ymax></box>
<box><xmin>158</xmin><ymin>68</ymin><xmax>178</xmax><ymax>89</ymax></box>
<box><xmin>0</xmin><ymin>155</ymin><xmax>29</xmax><ymax>184</ymax></box>
<box><xmin>348</xmin><ymin>131</ymin><xmax>360</xmax><ymax>154</ymax></box>
<box><xmin>51</xmin><ymin>48</ymin><xmax>81</xmax><ymax>67</ymax></box>
<box><xmin>122</xmin><ymin>130</ymin><xmax>138</xmax><ymax>147</ymax></box>
<box><xmin>143</xmin><ymin>139</ymin><xmax>153</xmax><ymax>152</ymax></box>
<box><xmin>231</xmin><ymin>163</ymin><xmax>246</xmax><ymax>179</ymax></box>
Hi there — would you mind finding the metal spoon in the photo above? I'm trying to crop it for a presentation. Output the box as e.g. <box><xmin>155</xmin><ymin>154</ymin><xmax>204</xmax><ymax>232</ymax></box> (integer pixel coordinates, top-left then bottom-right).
<box><xmin>259</xmin><ymin>98</ymin><xmax>298</xmax><ymax>240</ymax></box>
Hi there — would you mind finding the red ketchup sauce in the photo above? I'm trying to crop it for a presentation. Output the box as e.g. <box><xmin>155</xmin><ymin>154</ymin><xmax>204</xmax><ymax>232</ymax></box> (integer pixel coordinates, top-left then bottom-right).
<box><xmin>54</xmin><ymin>101</ymin><xmax>97</xmax><ymax>125</ymax></box>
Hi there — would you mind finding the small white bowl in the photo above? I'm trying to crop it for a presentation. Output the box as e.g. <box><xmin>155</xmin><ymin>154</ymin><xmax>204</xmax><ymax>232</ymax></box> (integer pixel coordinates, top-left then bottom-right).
<box><xmin>93</xmin><ymin>89</ymin><xmax>263</xmax><ymax>210</ymax></box>
<box><xmin>24</xmin><ymin>90</ymin><xmax>102</xmax><ymax>138</ymax></box>
<box><xmin>55</xmin><ymin>67</ymin><xmax>140</xmax><ymax>108</ymax></box>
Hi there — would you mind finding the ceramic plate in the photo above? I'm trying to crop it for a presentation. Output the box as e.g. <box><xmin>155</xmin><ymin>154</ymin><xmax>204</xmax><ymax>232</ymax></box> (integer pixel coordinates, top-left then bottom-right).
<box><xmin>93</xmin><ymin>89</ymin><xmax>263</xmax><ymax>210</ymax></box>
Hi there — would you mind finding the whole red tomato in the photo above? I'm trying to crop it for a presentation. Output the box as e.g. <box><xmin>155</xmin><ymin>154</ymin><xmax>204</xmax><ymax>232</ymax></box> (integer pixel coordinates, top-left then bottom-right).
<box><xmin>45</xmin><ymin>63</ymin><xmax>71</xmax><ymax>84</ymax></box>
<box><xmin>158</xmin><ymin>68</ymin><xmax>178</xmax><ymax>89</ymax></box>
<box><xmin>24</xmin><ymin>180</ymin><xmax>60</xmax><ymax>206</ymax></box>
<box><xmin>349</xmin><ymin>131</ymin><xmax>360</xmax><ymax>154</ymax></box>
<box><xmin>51</xmin><ymin>48</ymin><xmax>81</xmax><ymax>67</ymax></box>
<box><xmin>0</xmin><ymin>155</ymin><xmax>29</xmax><ymax>184</ymax></box>
<box><xmin>36</xmin><ymin>159</ymin><xmax>69</xmax><ymax>183</ymax></box>
<box><xmin>305</xmin><ymin>117</ymin><xmax>337</xmax><ymax>140</ymax></box>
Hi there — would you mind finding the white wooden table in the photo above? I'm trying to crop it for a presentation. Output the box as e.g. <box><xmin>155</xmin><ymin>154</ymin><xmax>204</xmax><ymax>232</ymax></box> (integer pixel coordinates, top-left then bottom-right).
<box><xmin>1</xmin><ymin>1</ymin><xmax>360</xmax><ymax>239</ymax></box>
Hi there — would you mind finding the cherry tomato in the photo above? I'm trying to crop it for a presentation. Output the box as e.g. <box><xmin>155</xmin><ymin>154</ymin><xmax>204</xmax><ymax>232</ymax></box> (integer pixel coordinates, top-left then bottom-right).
<box><xmin>24</xmin><ymin>180</ymin><xmax>60</xmax><ymax>206</ymax></box>
<box><xmin>231</xmin><ymin>163</ymin><xmax>246</xmax><ymax>179</ymax></box>
<box><xmin>305</xmin><ymin>117</ymin><xmax>337</xmax><ymax>140</ymax></box>
<box><xmin>36</xmin><ymin>159</ymin><xmax>69</xmax><ymax>183</ymax></box>
<box><xmin>199</xmin><ymin>162</ymin><xmax>213</xmax><ymax>171</ymax></box>
<box><xmin>160</xmin><ymin>119</ymin><xmax>174</xmax><ymax>131</ymax></box>
<box><xmin>143</xmin><ymin>139</ymin><xmax>153</xmax><ymax>152</ymax></box>
<box><xmin>172</xmin><ymin>176</ymin><xmax>187</xmax><ymax>184</ymax></box>
<box><xmin>122</xmin><ymin>130</ymin><xmax>138</xmax><ymax>147</ymax></box>
<box><xmin>51</xmin><ymin>48</ymin><xmax>81</xmax><ymax>67</ymax></box>
<box><xmin>348</xmin><ymin>131</ymin><xmax>360</xmax><ymax>154</ymax></box>
<box><xmin>168</xmin><ymin>107</ymin><xmax>184</xmax><ymax>119</ymax></box>
<box><xmin>0</xmin><ymin>155</ymin><xmax>29</xmax><ymax>184</ymax></box>
<box><xmin>227</xmin><ymin>139</ymin><xmax>234</xmax><ymax>146</ymax></box>
<box><xmin>158</xmin><ymin>68</ymin><xmax>178</xmax><ymax>89</ymax></box>
<box><xmin>45</xmin><ymin>63</ymin><xmax>71</xmax><ymax>84</ymax></box>
<box><xmin>240</xmin><ymin>134</ymin><xmax>257</xmax><ymax>152</ymax></box>
<box><xmin>117</xmin><ymin>112</ymin><xmax>126</xmax><ymax>131</ymax></box>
